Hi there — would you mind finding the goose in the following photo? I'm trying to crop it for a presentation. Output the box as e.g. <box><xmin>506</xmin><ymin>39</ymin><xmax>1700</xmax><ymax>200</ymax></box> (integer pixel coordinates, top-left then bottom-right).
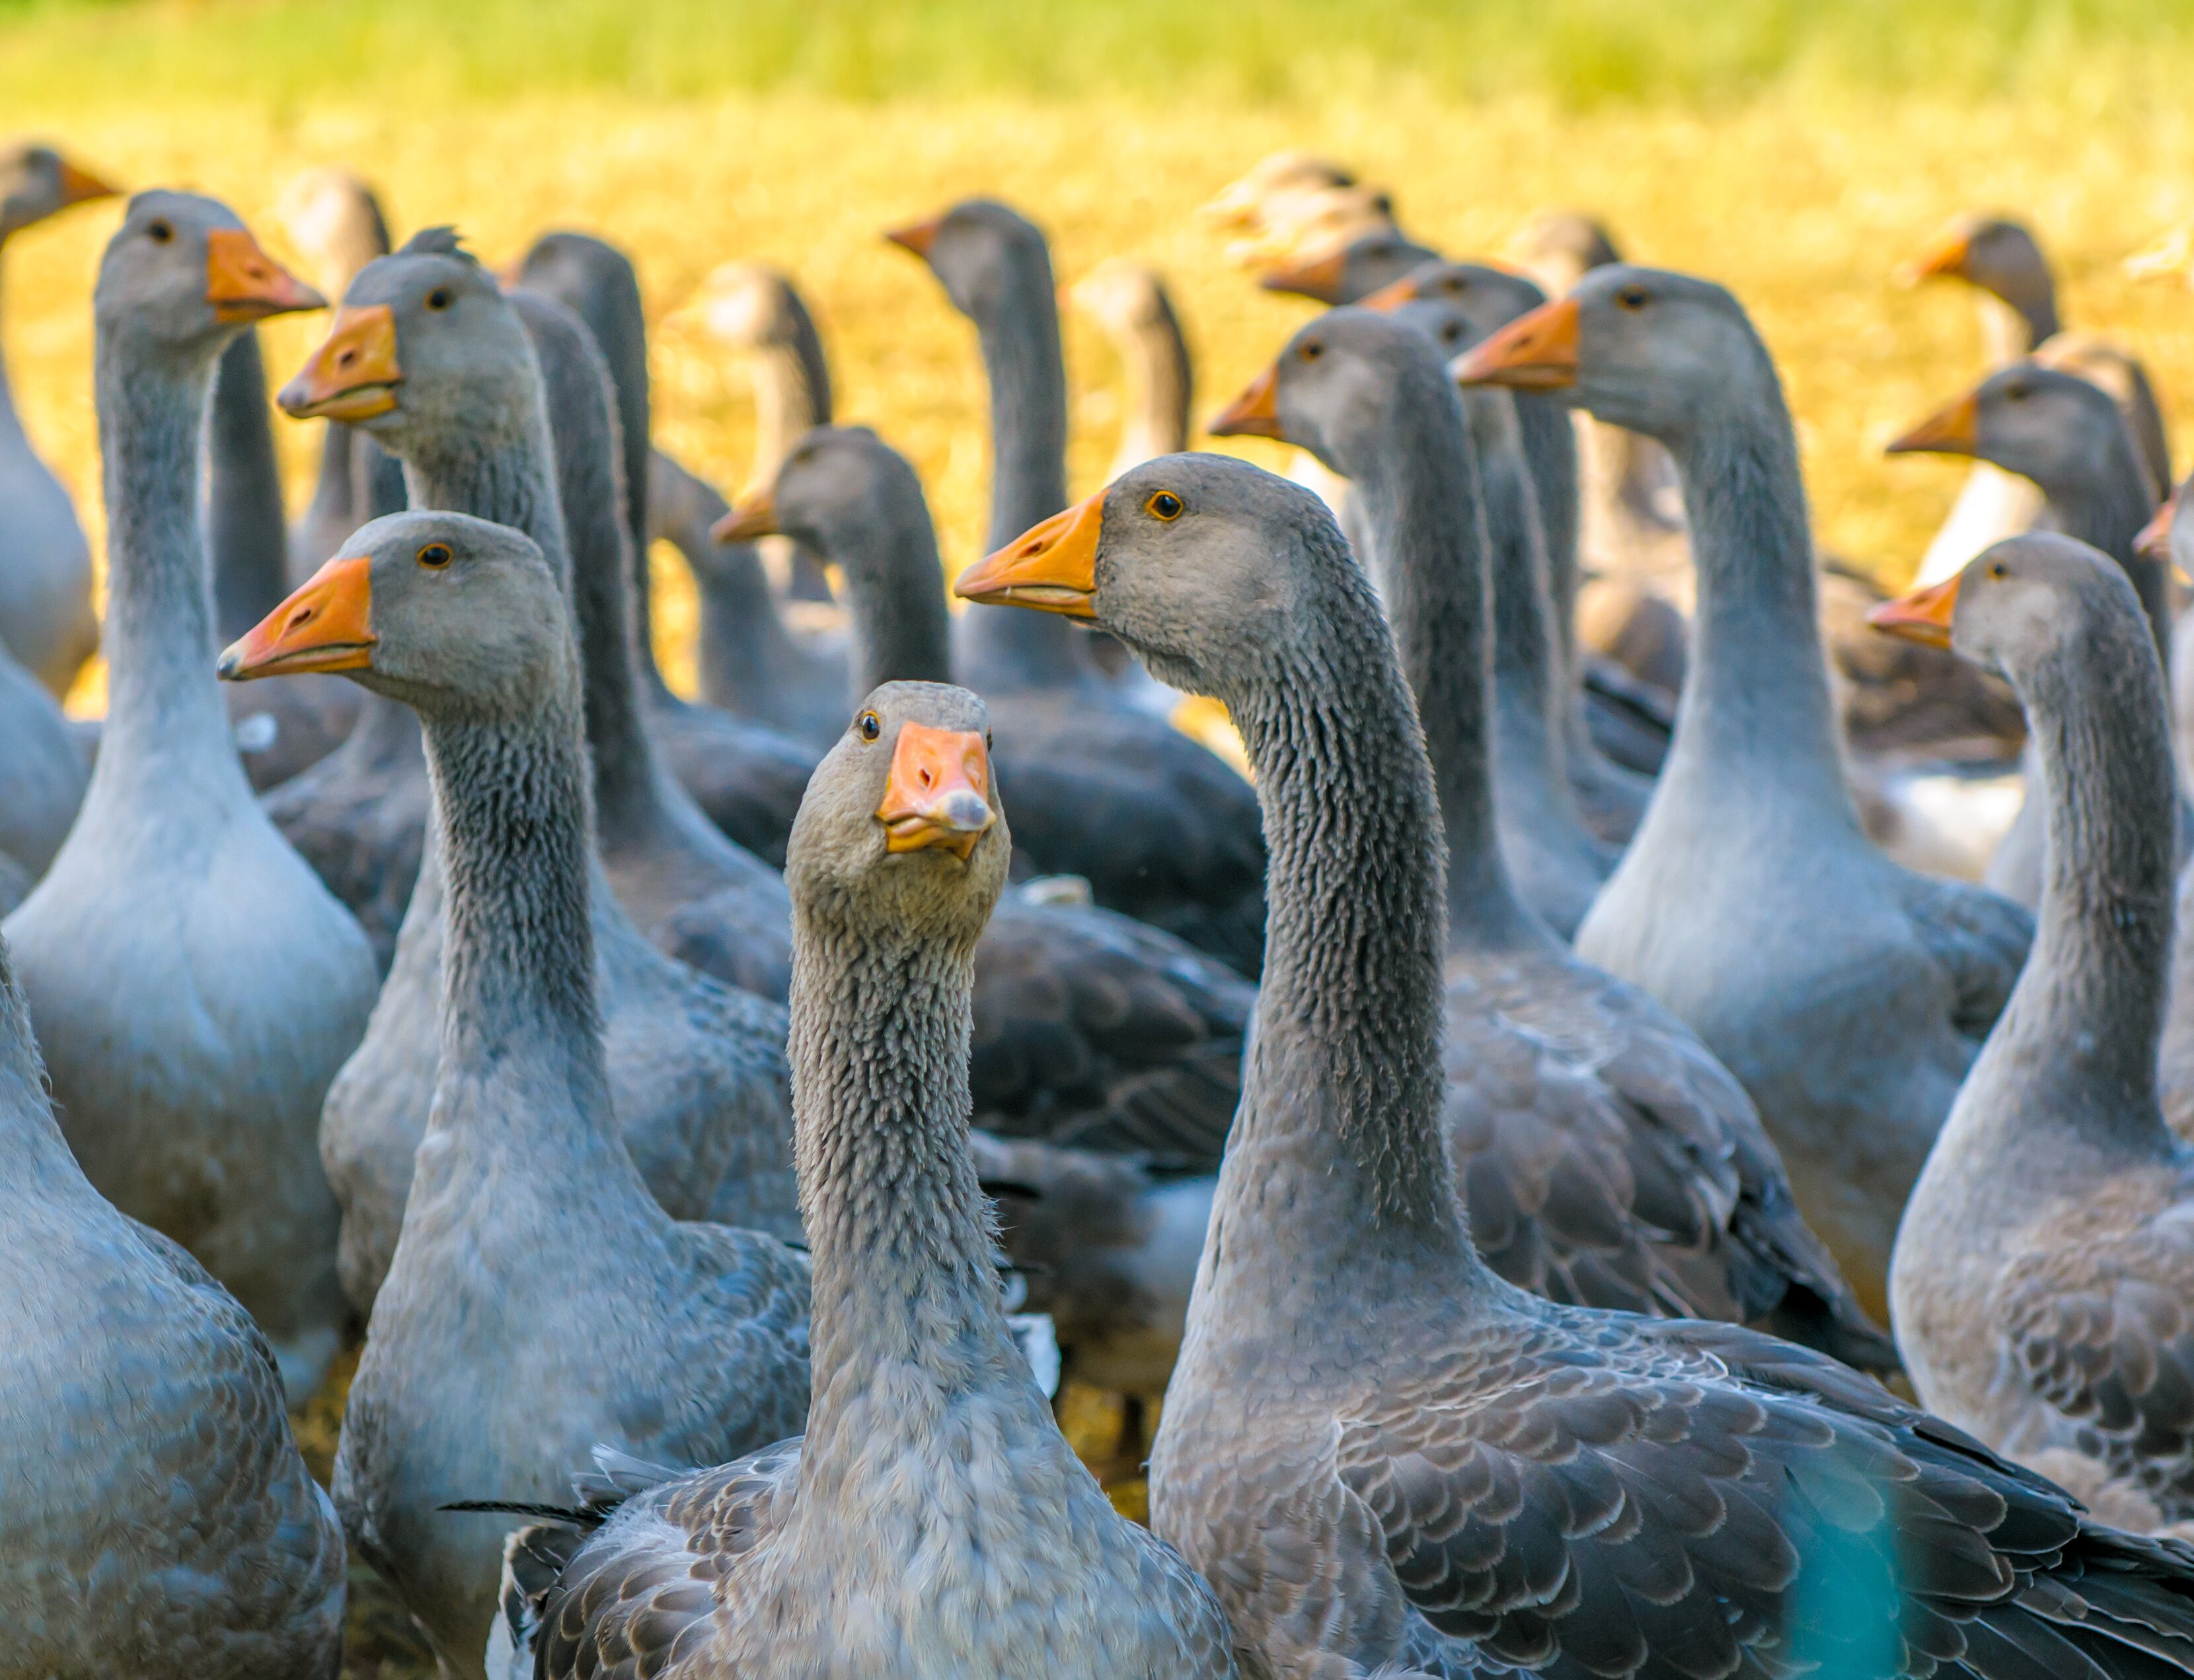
<box><xmin>0</xmin><ymin>142</ymin><xmax>109</xmax><ymax>695</ymax></box>
<box><xmin>888</xmin><ymin>198</ymin><xmax>1269</xmax><ymax>975</ymax></box>
<box><xmin>961</xmin><ymin>449</ymin><xmax>2194</xmax><ymax>1680</ymax></box>
<box><xmin>207</xmin><ymin>324</ymin><xmax>367</xmax><ymax>789</ymax></box>
<box><xmin>1197</xmin><ymin>148</ymin><xmax>1363</xmax><ymax>256</ymax></box>
<box><xmin>1887</xmin><ymin>360</ymin><xmax>2178</xmax><ymax>909</ymax></box>
<box><xmin>0</xmin><ymin>925</ymin><xmax>346</xmax><ymax>1674</ymax></box>
<box><xmin>1361</xmin><ymin>260</ymin><xmax>1659</xmax><ymax>843</ymax></box>
<box><xmin>486</xmin><ymin>680</ymin><xmax>1238</xmax><ymax>1680</ymax></box>
<box><xmin>1504</xmin><ymin>209</ymin><xmax>1693</xmax><ymax>669</ymax></box>
<box><xmin>685</xmin><ymin>256</ymin><xmax>839</xmax><ymax>603</ymax></box>
<box><xmin>647</xmin><ymin>444</ymin><xmax>847</xmax><ymax>745</ymax></box>
<box><xmin>277</xmin><ymin>229</ymin><xmax>800</xmax><ymax>1313</ymax></box>
<box><xmin>4</xmin><ymin>192</ymin><xmax>377</xmax><ymax>1402</ymax></box>
<box><xmin>1901</xmin><ymin>212</ymin><xmax>2172</xmax><ymax>585</ymax></box>
<box><xmin>513</xmin><ymin>231</ymin><xmax>818</xmax><ymax>868</ymax></box>
<box><xmin>726</xmin><ymin>422</ymin><xmax>1257</xmax><ymax>1449</ymax></box>
<box><xmin>1255</xmin><ymin>225</ymin><xmax>1443</xmax><ymax>307</ymax></box>
<box><xmin>1872</xmin><ymin>533</ymin><xmax>2194</xmax><ymax>1537</ymax></box>
<box><xmin>278</xmin><ymin>166</ymin><xmax>395</xmax><ymax>578</ymax></box>
<box><xmin>1214</xmin><ymin>311</ymin><xmax>1615</xmax><ymax>937</ymax></box>
<box><xmin>1065</xmin><ymin>258</ymin><xmax>1193</xmax><ymax>480</ymax></box>
<box><xmin>221</xmin><ymin>510</ymin><xmax>812</xmax><ymax>1680</ymax></box>
<box><xmin>1200</xmin><ymin>310</ymin><xmax>1887</xmax><ymax>1365</ymax></box>
<box><xmin>1455</xmin><ymin>268</ymin><xmax>2034</xmax><ymax>1320</ymax></box>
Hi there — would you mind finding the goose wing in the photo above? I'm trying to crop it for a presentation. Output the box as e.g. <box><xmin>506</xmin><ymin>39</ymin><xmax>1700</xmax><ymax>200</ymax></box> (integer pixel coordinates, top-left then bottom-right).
<box><xmin>1332</xmin><ymin>1313</ymin><xmax>2194</xmax><ymax>1679</ymax></box>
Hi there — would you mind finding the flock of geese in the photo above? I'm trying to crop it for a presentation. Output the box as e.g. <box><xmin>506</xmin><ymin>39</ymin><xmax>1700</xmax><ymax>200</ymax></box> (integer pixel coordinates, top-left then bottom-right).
<box><xmin>15</xmin><ymin>134</ymin><xmax>2194</xmax><ymax>1679</ymax></box>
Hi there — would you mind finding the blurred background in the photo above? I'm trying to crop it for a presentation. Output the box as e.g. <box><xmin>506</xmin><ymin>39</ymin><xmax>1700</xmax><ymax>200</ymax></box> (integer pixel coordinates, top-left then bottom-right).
<box><xmin>8</xmin><ymin>0</ymin><xmax>2194</xmax><ymax>711</ymax></box>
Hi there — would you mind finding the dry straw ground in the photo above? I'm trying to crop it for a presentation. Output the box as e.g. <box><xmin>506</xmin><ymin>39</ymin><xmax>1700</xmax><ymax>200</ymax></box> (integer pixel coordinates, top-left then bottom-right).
<box><xmin>9</xmin><ymin>1</ymin><xmax>2194</xmax><ymax>1669</ymax></box>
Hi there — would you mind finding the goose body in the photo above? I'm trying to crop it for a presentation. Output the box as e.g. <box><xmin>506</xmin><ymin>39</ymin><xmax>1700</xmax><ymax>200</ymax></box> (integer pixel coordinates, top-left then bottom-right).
<box><xmin>1879</xmin><ymin>534</ymin><xmax>2194</xmax><ymax>1536</ymax></box>
<box><xmin>1458</xmin><ymin>268</ymin><xmax>2034</xmax><ymax>1320</ymax></box>
<box><xmin>224</xmin><ymin>511</ymin><xmax>811</xmax><ymax>1680</ymax></box>
<box><xmin>503</xmin><ymin>682</ymin><xmax>1237</xmax><ymax>1680</ymax></box>
<box><xmin>5</xmin><ymin>192</ymin><xmax>376</xmax><ymax>1402</ymax></box>
<box><xmin>280</xmin><ymin>232</ymin><xmax>800</xmax><ymax>1313</ymax></box>
<box><xmin>0</xmin><ymin>929</ymin><xmax>346</xmax><ymax>1676</ymax></box>
<box><xmin>959</xmin><ymin>451</ymin><xmax>2194</xmax><ymax>1680</ymax></box>
<box><xmin>0</xmin><ymin>143</ymin><xmax>106</xmax><ymax>695</ymax></box>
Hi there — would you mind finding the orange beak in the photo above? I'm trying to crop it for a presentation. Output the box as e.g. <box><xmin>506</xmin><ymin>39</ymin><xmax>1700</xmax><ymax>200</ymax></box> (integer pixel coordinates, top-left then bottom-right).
<box><xmin>1355</xmin><ymin>273</ymin><xmax>1423</xmax><ymax>313</ymax></box>
<box><xmin>205</xmin><ymin>227</ymin><xmax>326</xmax><ymax>325</ymax></box>
<box><xmin>2138</xmin><ymin>486</ymin><xmax>2181</xmax><ymax>561</ymax></box>
<box><xmin>712</xmin><ymin>487</ymin><xmax>778</xmax><ymax>544</ymax></box>
<box><xmin>1898</xmin><ymin>225</ymin><xmax>1974</xmax><ymax>287</ymax></box>
<box><xmin>279</xmin><ymin>303</ymin><xmax>402</xmax><ymax>422</ymax></box>
<box><xmin>218</xmin><ymin>554</ymin><xmax>377</xmax><ymax>680</ymax></box>
<box><xmin>1451</xmin><ymin>295</ymin><xmax>1579</xmax><ymax>389</ymax></box>
<box><xmin>1886</xmin><ymin>391</ymin><xmax>1982</xmax><ymax>457</ymax></box>
<box><xmin>1258</xmin><ymin>245</ymin><xmax>1349</xmax><ymax>303</ymax></box>
<box><xmin>876</xmin><ymin>721</ymin><xmax>995</xmax><ymax>860</ymax></box>
<box><xmin>954</xmin><ymin>492</ymin><xmax>1102</xmax><ymax>619</ymax></box>
<box><xmin>56</xmin><ymin>157</ymin><xmax>120</xmax><ymax>208</ymax></box>
<box><xmin>1209</xmin><ymin>363</ymin><xmax>1285</xmax><ymax>440</ymax></box>
<box><xmin>1867</xmin><ymin>572</ymin><xmax>1961</xmax><ymax>650</ymax></box>
<box><xmin>885</xmin><ymin>215</ymin><xmax>944</xmax><ymax>258</ymax></box>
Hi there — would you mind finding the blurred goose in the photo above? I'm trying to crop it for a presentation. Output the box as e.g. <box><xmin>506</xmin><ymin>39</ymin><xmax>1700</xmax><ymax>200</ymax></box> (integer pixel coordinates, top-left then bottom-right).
<box><xmin>1065</xmin><ymin>257</ymin><xmax>1193</xmax><ymax>479</ymax></box>
<box><xmin>961</xmin><ymin>451</ymin><xmax>2194</xmax><ymax>1680</ymax></box>
<box><xmin>888</xmin><ymin>198</ymin><xmax>1269</xmax><ymax>975</ymax></box>
<box><xmin>1207</xmin><ymin>309</ymin><xmax>1887</xmax><ymax>1367</ymax></box>
<box><xmin>1889</xmin><ymin>360</ymin><xmax>2179</xmax><ymax>909</ymax></box>
<box><xmin>0</xmin><ymin>926</ymin><xmax>346</xmax><ymax>1673</ymax></box>
<box><xmin>278</xmin><ymin>230</ymin><xmax>800</xmax><ymax>1312</ymax></box>
<box><xmin>223</xmin><ymin>510</ymin><xmax>811</xmax><ymax>1680</ymax></box>
<box><xmin>1901</xmin><ymin>212</ymin><xmax>2171</xmax><ymax>585</ymax></box>
<box><xmin>491</xmin><ymin>681</ymin><xmax>1238</xmax><ymax>1680</ymax></box>
<box><xmin>1873</xmin><ymin>535</ymin><xmax>2194</xmax><ymax>1536</ymax></box>
<box><xmin>513</xmin><ymin>231</ymin><xmax>819</xmax><ymax>868</ymax></box>
<box><xmin>1256</xmin><ymin>224</ymin><xmax>1442</xmax><ymax>307</ymax></box>
<box><xmin>5</xmin><ymin>192</ymin><xmax>377</xmax><ymax>1401</ymax></box>
<box><xmin>0</xmin><ymin>141</ymin><xmax>109</xmax><ymax>694</ymax></box>
<box><xmin>1456</xmin><ymin>269</ymin><xmax>2034</xmax><ymax>1320</ymax></box>
<box><xmin>278</xmin><ymin>166</ymin><xmax>395</xmax><ymax>578</ymax></box>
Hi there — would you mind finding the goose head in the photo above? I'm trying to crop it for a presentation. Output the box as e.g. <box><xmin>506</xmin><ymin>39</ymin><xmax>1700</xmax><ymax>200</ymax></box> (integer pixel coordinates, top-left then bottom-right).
<box><xmin>1870</xmin><ymin>531</ymin><xmax>2146</xmax><ymax>691</ymax></box>
<box><xmin>278</xmin><ymin>227</ymin><xmax>529</xmax><ymax>445</ymax></box>
<box><xmin>1199</xmin><ymin>151</ymin><xmax>1358</xmax><ymax>232</ymax></box>
<box><xmin>0</xmin><ymin>142</ymin><xmax>117</xmax><ymax>243</ymax></box>
<box><xmin>1258</xmin><ymin>227</ymin><xmax>1438</xmax><ymax>306</ymax></box>
<box><xmin>1887</xmin><ymin>362</ymin><xmax>2129</xmax><ymax>500</ymax></box>
<box><xmin>689</xmin><ymin>260</ymin><xmax>808</xmax><ymax>350</ymax></box>
<box><xmin>955</xmin><ymin>452</ymin><xmax>1332</xmax><ymax>699</ymax></box>
<box><xmin>885</xmin><ymin>198</ymin><xmax>1051</xmax><ymax>321</ymax></box>
<box><xmin>95</xmin><ymin>190</ymin><xmax>324</xmax><ymax>364</ymax></box>
<box><xmin>1210</xmin><ymin>306</ymin><xmax>1451</xmax><ymax>479</ymax></box>
<box><xmin>1501</xmin><ymin>210</ymin><xmax>1622</xmax><ymax>297</ymax></box>
<box><xmin>1359</xmin><ymin>260</ymin><xmax>1549</xmax><ymax>354</ymax></box>
<box><xmin>715</xmin><ymin>424</ymin><xmax>919</xmax><ymax>567</ymax></box>
<box><xmin>1066</xmin><ymin>259</ymin><xmax>1172</xmax><ymax>338</ymax></box>
<box><xmin>786</xmin><ymin>681</ymin><xmax>1008</xmax><ymax>942</ymax></box>
<box><xmin>1452</xmin><ymin>263</ymin><xmax>1778</xmax><ymax>445</ymax></box>
<box><xmin>218</xmin><ymin>510</ymin><xmax>570</xmax><ymax>722</ymax></box>
<box><xmin>276</xmin><ymin>167</ymin><xmax>391</xmax><ymax>299</ymax></box>
<box><xmin>1899</xmin><ymin>213</ymin><xmax>2052</xmax><ymax>313</ymax></box>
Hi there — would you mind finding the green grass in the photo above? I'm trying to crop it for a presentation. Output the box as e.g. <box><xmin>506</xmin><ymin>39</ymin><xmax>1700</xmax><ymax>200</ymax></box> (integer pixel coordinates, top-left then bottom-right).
<box><xmin>6</xmin><ymin>0</ymin><xmax>2194</xmax><ymax>114</ymax></box>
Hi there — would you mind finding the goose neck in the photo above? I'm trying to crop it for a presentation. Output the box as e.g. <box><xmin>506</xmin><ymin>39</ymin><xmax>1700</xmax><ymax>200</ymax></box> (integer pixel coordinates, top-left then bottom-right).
<box><xmin>694</xmin><ymin>537</ymin><xmax>799</xmax><ymax>714</ymax></box>
<box><xmin>1106</xmin><ymin>306</ymin><xmax>1192</xmax><ymax>477</ymax></box>
<box><xmin>1513</xmin><ymin>391</ymin><xmax>1583</xmax><ymax>678</ymax></box>
<box><xmin>1350</xmin><ymin>385</ymin><xmax>1547</xmax><ymax>954</ymax></box>
<box><xmin>840</xmin><ymin>500</ymin><xmax>954</xmax><ymax>697</ymax></box>
<box><xmin>301</xmin><ymin>420</ymin><xmax>358</xmax><ymax>543</ymax></box>
<box><xmin>788</xmin><ymin>912</ymin><xmax>1041</xmax><ymax>1476</ymax></box>
<box><xmin>92</xmin><ymin>325</ymin><xmax>248</xmax><ymax>783</ymax></box>
<box><xmin>749</xmin><ymin>340</ymin><xmax>831</xmax><ymax>484</ymax></box>
<box><xmin>1661</xmin><ymin>406</ymin><xmax>1858</xmax><ymax>822</ymax></box>
<box><xmin>0</xmin><ymin>951</ymin><xmax>90</xmax><ymax>1193</ymax></box>
<box><xmin>1979</xmin><ymin>623</ymin><xmax>2175</xmax><ymax>1150</ymax></box>
<box><xmin>1470</xmin><ymin>396</ymin><xmax>1575</xmax><ymax>815</ymax></box>
<box><xmin>205</xmin><ymin>328</ymin><xmax>292</xmax><ymax>641</ymax></box>
<box><xmin>1211</xmin><ymin>554</ymin><xmax>1479</xmax><ymax>1267</ymax></box>
<box><xmin>0</xmin><ymin>254</ymin><xmax>24</xmax><ymax>451</ymax></box>
<box><xmin>404</xmin><ymin>424</ymin><xmax>566</xmax><ymax>564</ymax></box>
<box><xmin>2038</xmin><ymin>443</ymin><xmax>2171</xmax><ymax>665</ymax></box>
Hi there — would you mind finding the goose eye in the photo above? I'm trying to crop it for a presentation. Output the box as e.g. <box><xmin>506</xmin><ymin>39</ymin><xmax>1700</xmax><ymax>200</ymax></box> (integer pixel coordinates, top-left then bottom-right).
<box><xmin>985</xmin><ymin>729</ymin><xmax>993</xmax><ymax>749</ymax></box>
<box><xmin>417</xmin><ymin>543</ymin><xmax>453</xmax><ymax>569</ymax></box>
<box><xmin>856</xmin><ymin>710</ymin><xmax>882</xmax><ymax>743</ymax></box>
<box><xmin>1300</xmin><ymin>340</ymin><xmax>1324</xmax><ymax>361</ymax></box>
<box><xmin>1616</xmin><ymin>287</ymin><xmax>1649</xmax><ymax>311</ymax></box>
<box><xmin>1989</xmin><ymin>560</ymin><xmax>2008</xmax><ymax>578</ymax></box>
<box><xmin>1441</xmin><ymin>323</ymin><xmax>1462</xmax><ymax>345</ymax></box>
<box><xmin>146</xmin><ymin>219</ymin><xmax>174</xmax><ymax>245</ymax></box>
<box><xmin>1145</xmin><ymin>490</ymin><xmax>1184</xmax><ymax>521</ymax></box>
<box><xmin>2004</xmin><ymin>383</ymin><xmax>2028</xmax><ymax>402</ymax></box>
<box><xmin>425</xmin><ymin>287</ymin><xmax>453</xmax><ymax>312</ymax></box>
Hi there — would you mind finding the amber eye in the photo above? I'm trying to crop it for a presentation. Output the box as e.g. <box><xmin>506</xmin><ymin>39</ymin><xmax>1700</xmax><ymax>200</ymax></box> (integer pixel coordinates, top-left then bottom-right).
<box><xmin>1989</xmin><ymin>560</ymin><xmax>2008</xmax><ymax>578</ymax></box>
<box><xmin>1300</xmin><ymin>340</ymin><xmax>1324</xmax><ymax>360</ymax></box>
<box><xmin>425</xmin><ymin>287</ymin><xmax>453</xmax><ymax>311</ymax></box>
<box><xmin>417</xmin><ymin>543</ymin><xmax>453</xmax><ymax>569</ymax></box>
<box><xmin>1146</xmin><ymin>490</ymin><xmax>1184</xmax><ymax>521</ymax></box>
<box><xmin>146</xmin><ymin>219</ymin><xmax>174</xmax><ymax>245</ymax></box>
<box><xmin>856</xmin><ymin>710</ymin><xmax>882</xmax><ymax>742</ymax></box>
<box><xmin>1616</xmin><ymin>287</ymin><xmax>1649</xmax><ymax>311</ymax></box>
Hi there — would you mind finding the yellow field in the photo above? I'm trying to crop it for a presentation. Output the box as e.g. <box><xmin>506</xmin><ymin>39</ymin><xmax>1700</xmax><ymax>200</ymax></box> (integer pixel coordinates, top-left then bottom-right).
<box><xmin>9</xmin><ymin>85</ymin><xmax>2194</xmax><ymax>716</ymax></box>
